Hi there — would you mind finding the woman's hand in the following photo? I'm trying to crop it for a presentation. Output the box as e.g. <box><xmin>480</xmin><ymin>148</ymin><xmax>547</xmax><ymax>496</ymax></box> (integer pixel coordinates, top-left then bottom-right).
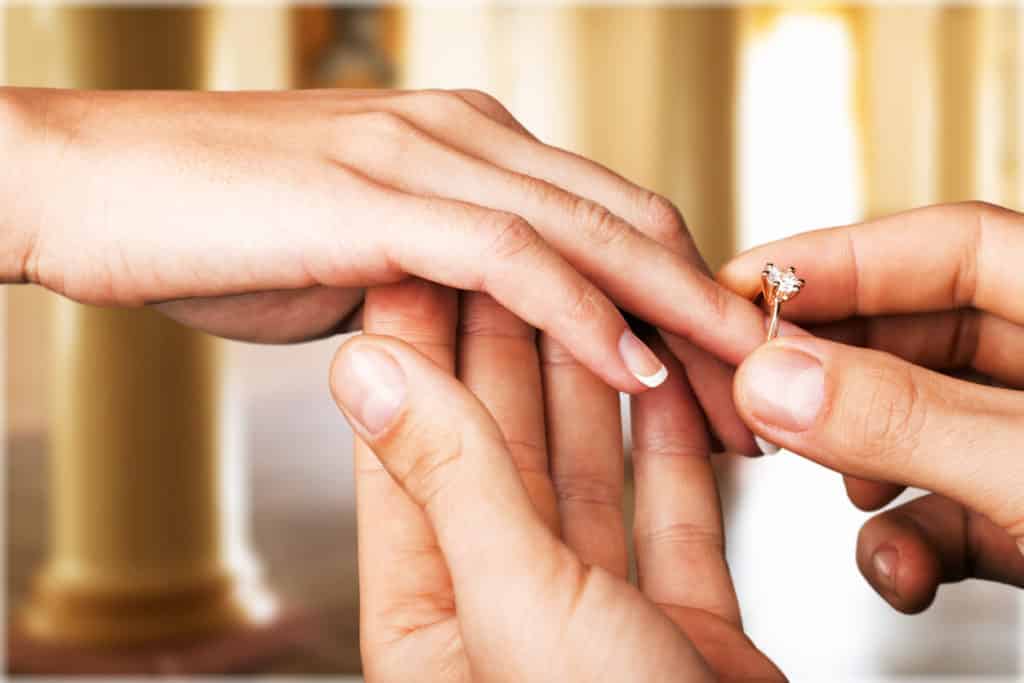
<box><xmin>2</xmin><ymin>86</ymin><xmax>765</xmax><ymax>419</ymax></box>
<box><xmin>329</xmin><ymin>278</ymin><xmax>782</xmax><ymax>682</ymax></box>
<box><xmin>720</xmin><ymin>201</ymin><xmax>1024</xmax><ymax>613</ymax></box>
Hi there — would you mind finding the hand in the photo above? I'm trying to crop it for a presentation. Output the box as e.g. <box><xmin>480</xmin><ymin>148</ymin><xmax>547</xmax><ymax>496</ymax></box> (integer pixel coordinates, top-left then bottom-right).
<box><xmin>2</xmin><ymin>86</ymin><xmax>765</xmax><ymax>423</ymax></box>
<box><xmin>720</xmin><ymin>201</ymin><xmax>1024</xmax><ymax>613</ymax></box>
<box><xmin>329</xmin><ymin>278</ymin><xmax>782</xmax><ymax>681</ymax></box>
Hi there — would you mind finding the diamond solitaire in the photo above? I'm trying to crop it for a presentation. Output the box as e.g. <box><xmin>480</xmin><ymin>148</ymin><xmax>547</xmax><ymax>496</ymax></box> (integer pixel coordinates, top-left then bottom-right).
<box><xmin>761</xmin><ymin>262</ymin><xmax>805</xmax><ymax>340</ymax></box>
<box><xmin>762</xmin><ymin>263</ymin><xmax>804</xmax><ymax>302</ymax></box>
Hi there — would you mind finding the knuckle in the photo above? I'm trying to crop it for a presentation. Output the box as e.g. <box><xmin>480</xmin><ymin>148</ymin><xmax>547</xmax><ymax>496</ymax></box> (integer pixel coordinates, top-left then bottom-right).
<box><xmin>960</xmin><ymin>199</ymin><xmax>1003</xmax><ymax>218</ymax></box>
<box><xmin>562</xmin><ymin>282</ymin><xmax>605</xmax><ymax>329</ymax></box>
<box><xmin>453</xmin><ymin>88</ymin><xmax>504</xmax><ymax>114</ymax></box>
<box><xmin>560</xmin><ymin>561</ymin><xmax>616</xmax><ymax>625</ymax></box>
<box><xmin>458</xmin><ymin>292</ymin><xmax>533</xmax><ymax>340</ymax></box>
<box><xmin>632</xmin><ymin>441</ymin><xmax>708</xmax><ymax>462</ymax></box>
<box><xmin>485</xmin><ymin>214</ymin><xmax>542</xmax><ymax>261</ymax></box>
<box><xmin>642</xmin><ymin>193</ymin><xmax>688</xmax><ymax>248</ymax></box>
<box><xmin>353</xmin><ymin>110</ymin><xmax>414</xmax><ymax>139</ymax></box>
<box><xmin>574</xmin><ymin>197</ymin><xmax>629</xmax><ymax>249</ymax></box>
<box><xmin>417</xmin><ymin>88</ymin><xmax>474</xmax><ymax>118</ymax></box>
<box><xmin>637</xmin><ymin>521</ymin><xmax>724</xmax><ymax>554</ymax></box>
<box><xmin>391</xmin><ymin>426</ymin><xmax>465</xmax><ymax>511</ymax></box>
<box><xmin>452</xmin><ymin>88</ymin><xmax>525</xmax><ymax>131</ymax></box>
<box><xmin>350</xmin><ymin>110</ymin><xmax>420</xmax><ymax>163</ymax></box>
<box><xmin>845</xmin><ymin>362</ymin><xmax>925</xmax><ymax>464</ymax></box>
<box><xmin>691</xmin><ymin>274</ymin><xmax>728</xmax><ymax>325</ymax></box>
<box><xmin>518</xmin><ymin>173</ymin><xmax>564</xmax><ymax>208</ymax></box>
<box><xmin>538</xmin><ymin>334</ymin><xmax>578</xmax><ymax>368</ymax></box>
<box><xmin>552</xmin><ymin>471</ymin><xmax>621</xmax><ymax>509</ymax></box>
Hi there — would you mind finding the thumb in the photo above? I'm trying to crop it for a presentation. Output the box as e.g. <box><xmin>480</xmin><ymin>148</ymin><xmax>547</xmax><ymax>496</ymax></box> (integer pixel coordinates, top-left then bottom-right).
<box><xmin>329</xmin><ymin>334</ymin><xmax>564</xmax><ymax>622</ymax></box>
<box><xmin>734</xmin><ymin>336</ymin><xmax>1024</xmax><ymax>545</ymax></box>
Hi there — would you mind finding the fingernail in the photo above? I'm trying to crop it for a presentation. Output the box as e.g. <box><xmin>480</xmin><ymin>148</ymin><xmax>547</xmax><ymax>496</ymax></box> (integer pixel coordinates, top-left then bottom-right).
<box><xmin>754</xmin><ymin>435</ymin><xmax>781</xmax><ymax>455</ymax></box>
<box><xmin>1017</xmin><ymin>537</ymin><xmax>1024</xmax><ymax>558</ymax></box>
<box><xmin>618</xmin><ymin>330</ymin><xmax>668</xmax><ymax>388</ymax></box>
<box><xmin>872</xmin><ymin>546</ymin><xmax>900</xmax><ymax>596</ymax></box>
<box><xmin>742</xmin><ymin>345</ymin><xmax>824</xmax><ymax>431</ymax></box>
<box><xmin>335</xmin><ymin>345</ymin><xmax>407</xmax><ymax>435</ymax></box>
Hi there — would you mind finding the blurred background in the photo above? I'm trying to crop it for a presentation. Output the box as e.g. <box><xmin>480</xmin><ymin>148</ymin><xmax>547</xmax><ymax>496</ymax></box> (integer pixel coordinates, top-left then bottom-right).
<box><xmin>4</xmin><ymin>4</ymin><xmax>1022</xmax><ymax>679</ymax></box>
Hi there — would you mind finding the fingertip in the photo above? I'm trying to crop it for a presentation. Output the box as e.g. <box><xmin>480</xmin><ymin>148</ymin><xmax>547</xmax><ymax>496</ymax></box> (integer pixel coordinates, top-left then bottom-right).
<box><xmin>857</xmin><ymin>517</ymin><xmax>941</xmax><ymax>614</ymax></box>
<box><xmin>843</xmin><ymin>475</ymin><xmax>905</xmax><ymax>511</ymax></box>
<box><xmin>330</xmin><ymin>335</ymin><xmax>409</xmax><ymax>437</ymax></box>
<box><xmin>329</xmin><ymin>335</ymin><xmax>363</xmax><ymax>403</ymax></box>
<box><xmin>715</xmin><ymin>248</ymin><xmax>766</xmax><ymax>300</ymax></box>
<box><xmin>619</xmin><ymin>329</ymin><xmax>670</xmax><ymax>391</ymax></box>
<box><xmin>753</xmin><ymin>435</ymin><xmax>781</xmax><ymax>455</ymax></box>
<box><xmin>635</xmin><ymin>364</ymin><xmax>669</xmax><ymax>389</ymax></box>
<box><xmin>735</xmin><ymin>339</ymin><xmax>827</xmax><ymax>438</ymax></box>
<box><xmin>719</xmin><ymin>428</ymin><xmax>760</xmax><ymax>457</ymax></box>
<box><xmin>714</xmin><ymin>253</ymin><xmax>745</xmax><ymax>289</ymax></box>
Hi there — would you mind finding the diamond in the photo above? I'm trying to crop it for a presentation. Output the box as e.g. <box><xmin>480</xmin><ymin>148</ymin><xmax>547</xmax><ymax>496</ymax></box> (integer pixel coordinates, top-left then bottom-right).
<box><xmin>762</xmin><ymin>262</ymin><xmax>804</xmax><ymax>302</ymax></box>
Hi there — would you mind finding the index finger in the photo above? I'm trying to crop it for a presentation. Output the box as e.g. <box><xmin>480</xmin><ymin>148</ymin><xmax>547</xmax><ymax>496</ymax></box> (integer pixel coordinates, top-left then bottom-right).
<box><xmin>718</xmin><ymin>202</ymin><xmax>1024</xmax><ymax>325</ymax></box>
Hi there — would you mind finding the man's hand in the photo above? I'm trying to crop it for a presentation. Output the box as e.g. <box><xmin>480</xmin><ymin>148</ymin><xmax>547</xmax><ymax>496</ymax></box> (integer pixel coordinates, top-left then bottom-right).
<box><xmin>330</xmin><ymin>278</ymin><xmax>782</xmax><ymax>681</ymax></box>
<box><xmin>721</xmin><ymin>201</ymin><xmax>1024</xmax><ymax>613</ymax></box>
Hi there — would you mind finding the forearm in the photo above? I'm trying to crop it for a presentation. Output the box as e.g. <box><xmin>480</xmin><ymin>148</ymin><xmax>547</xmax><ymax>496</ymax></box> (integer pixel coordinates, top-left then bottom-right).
<box><xmin>0</xmin><ymin>87</ymin><xmax>43</xmax><ymax>284</ymax></box>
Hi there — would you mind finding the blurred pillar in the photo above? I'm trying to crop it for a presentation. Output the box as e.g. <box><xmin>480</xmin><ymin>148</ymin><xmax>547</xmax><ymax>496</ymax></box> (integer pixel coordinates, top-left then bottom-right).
<box><xmin>5</xmin><ymin>7</ymin><xmax>278</xmax><ymax>649</ymax></box>
<box><xmin>935</xmin><ymin>7</ymin><xmax>983</xmax><ymax>204</ymax></box>
<box><xmin>858</xmin><ymin>6</ymin><xmax>942</xmax><ymax>217</ymax></box>
<box><xmin>575</xmin><ymin>8</ymin><xmax>738</xmax><ymax>270</ymax></box>
<box><xmin>860</xmin><ymin>6</ymin><xmax>1020</xmax><ymax>213</ymax></box>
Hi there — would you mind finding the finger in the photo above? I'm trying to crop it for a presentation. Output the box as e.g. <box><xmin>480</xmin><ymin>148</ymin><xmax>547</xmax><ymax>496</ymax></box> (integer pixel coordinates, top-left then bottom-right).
<box><xmin>719</xmin><ymin>201</ymin><xmax>1024</xmax><ymax>325</ymax></box>
<box><xmin>733</xmin><ymin>335</ymin><xmax>1024</xmax><ymax>547</ymax></box>
<box><xmin>843</xmin><ymin>474</ymin><xmax>906</xmax><ymax>511</ymax></box>
<box><xmin>323</xmin><ymin>170</ymin><xmax>669</xmax><ymax>394</ymax></box>
<box><xmin>855</xmin><ymin>493</ymin><xmax>1024</xmax><ymax>613</ymax></box>
<box><xmin>811</xmin><ymin>310</ymin><xmax>1024</xmax><ymax>389</ymax></box>
<box><xmin>428</xmin><ymin>110</ymin><xmax>755</xmax><ymax>454</ymax></box>
<box><xmin>632</xmin><ymin>335</ymin><xmax>741</xmax><ymax>626</ymax></box>
<box><xmin>399</xmin><ymin>96</ymin><xmax>761</xmax><ymax>456</ymax></box>
<box><xmin>660</xmin><ymin>332</ymin><xmax>757</xmax><ymax>455</ymax></box>
<box><xmin>339</xmin><ymin>106</ymin><xmax>761</xmax><ymax>450</ymax></box>
<box><xmin>458</xmin><ymin>293</ymin><xmax>559</xmax><ymax>533</ymax></box>
<box><xmin>338</xmin><ymin>104</ymin><xmax>768</xmax><ymax>367</ymax></box>
<box><xmin>353</xmin><ymin>280</ymin><xmax>459</xmax><ymax>649</ymax></box>
<box><xmin>539</xmin><ymin>334</ymin><xmax>628</xmax><ymax>577</ymax></box>
<box><xmin>331</xmin><ymin>333</ymin><xmax>582</xmax><ymax>681</ymax></box>
<box><xmin>451</xmin><ymin>88</ymin><xmax>536</xmax><ymax>138</ymax></box>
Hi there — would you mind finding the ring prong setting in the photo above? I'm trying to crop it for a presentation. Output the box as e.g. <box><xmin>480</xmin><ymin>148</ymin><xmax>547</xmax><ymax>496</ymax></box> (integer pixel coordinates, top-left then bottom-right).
<box><xmin>762</xmin><ymin>262</ymin><xmax>805</xmax><ymax>304</ymax></box>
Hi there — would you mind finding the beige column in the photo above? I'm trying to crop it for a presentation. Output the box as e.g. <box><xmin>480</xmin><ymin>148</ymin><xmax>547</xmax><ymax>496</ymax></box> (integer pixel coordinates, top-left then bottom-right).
<box><xmin>573</xmin><ymin>8</ymin><xmax>738</xmax><ymax>269</ymax></box>
<box><xmin>7</xmin><ymin>7</ymin><xmax>279</xmax><ymax>646</ymax></box>
<box><xmin>858</xmin><ymin>6</ymin><xmax>942</xmax><ymax>217</ymax></box>
<box><xmin>935</xmin><ymin>7</ymin><xmax>984</xmax><ymax>204</ymax></box>
<box><xmin>860</xmin><ymin>6</ymin><xmax>1019</xmax><ymax>210</ymax></box>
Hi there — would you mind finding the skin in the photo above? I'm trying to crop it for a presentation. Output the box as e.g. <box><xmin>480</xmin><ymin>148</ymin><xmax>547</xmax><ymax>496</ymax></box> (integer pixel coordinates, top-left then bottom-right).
<box><xmin>720</xmin><ymin>201</ymin><xmax>1024</xmax><ymax>613</ymax></box>
<box><xmin>329</xmin><ymin>279</ymin><xmax>783</xmax><ymax>683</ymax></box>
<box><xmin>0</xmin><ymin>86</ymin><xmax>765</xmax><ymax>451</ymax></box>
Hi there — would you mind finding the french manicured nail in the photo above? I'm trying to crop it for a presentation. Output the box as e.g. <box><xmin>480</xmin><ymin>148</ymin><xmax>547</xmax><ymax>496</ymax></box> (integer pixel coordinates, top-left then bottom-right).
<box><xmin>742</xmin><ymin>345</ymin><xmax>824</xmax><ymax>431</ymax></box>
<box><xmin>335</xmin><ymin>345</ymin><xmax>407</xmax><ymax>435</ymax></box>
<box><xmin>754</xmin><ymin>435</ymin><xmax>781</xmax><ymax>455</ymax></box>
<box><xmin>618</xmin><ymin>330</ymin><xmax>668</xmax><ymax>388</ymax></box>
<box><xmin>872</xmin><ymin>546</ymin><xmax>899</xmax><ymax>595</ymax></box>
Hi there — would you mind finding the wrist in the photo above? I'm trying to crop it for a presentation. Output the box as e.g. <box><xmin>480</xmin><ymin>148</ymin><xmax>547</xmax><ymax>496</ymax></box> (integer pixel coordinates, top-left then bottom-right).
<box><xmin>0</xmin><ymin>87</ymin><xmax>46</xmax><ymax>284</ymax></box>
